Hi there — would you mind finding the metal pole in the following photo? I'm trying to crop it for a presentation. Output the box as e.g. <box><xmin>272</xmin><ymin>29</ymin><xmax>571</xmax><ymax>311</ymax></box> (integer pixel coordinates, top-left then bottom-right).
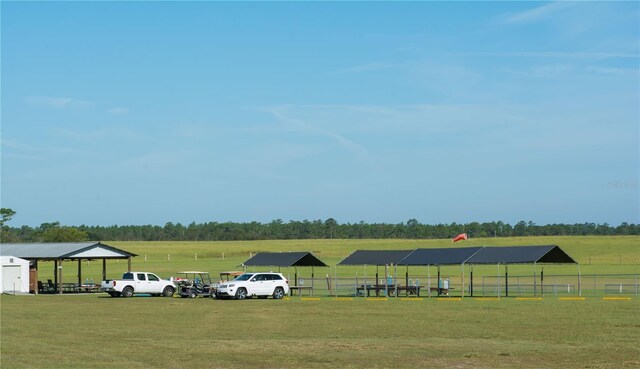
<box><xmin>505</xmin><ymin>264</ymin><xmax>508</xmax><ymax>297</ymax></box>
<box><xmin>437</xmin><ymin>266</ymin><xmax>441</xmax><ymax>296</ymax></box>
<box><xmin>394</xmin><ymin>264</ymin><xmax>398</xmax><ymax>297</ymax></box>
<box><xmin>384</xmin><ymin>264</ymin><xmax>389</xmax><ymax>297</ymax></box>
<box><xmin>333</xmin><ymin>265</ymin><xmax>338</xmax><ymax>297</ymax></box>
<box><xmin>470</xmin><ymin>267</ymin><xmax>473</xmax><ymax>297</ymax></box>
<box><xmin>427</xmin><ymin>265</ymin><xmax>431</xmax><ymax>298</ymax></box>
<box><xmin>578</xmin><ymin>264</ymin><xmax>581</xmax><ymax>296</ymax></box>
<box><xmin>497</xmin><ymin>263</ymin><xmax>500</xmax><ymax>299</ymax></box>
<box><xmin>541</xmin><ymin>266</ymin><xmax>544</xmax><ymax>296</ymax></box>
<box><xmin>78</xmin><ymin>259</ymin><xmax>82</xmax><ymax>288</ymax></box>
<box><xmin>461</xmin><ymin>263</ymin><xmax>465</xmax><ymax>298</ymax></box>
<box><xmin>376</xmin><ymin>266</ymin><xmax>379</xmax><ymax>297</ymax></box>
<box><xmin>533</xmin><ymin>262</ymin><xmax>537</xmax><ymax>297</ymax></box>
<box><xmin>405</xmin><ymin>265</ymin><xmax>409</xmax><ymax>297</ymax></box>
<box><xmin>363</xmin><ymin>265</ymin><xmax>367</xmax><ymax>298</ymax></box>
<box><xmin>58</xmin><ymin>260</ymin><xmax>63</xmax><ymax>295</ymax></box>
<box><xmin>54</xmin><ymin>260</ymin><xmax>58</xmax><ymax>286</ymax></box>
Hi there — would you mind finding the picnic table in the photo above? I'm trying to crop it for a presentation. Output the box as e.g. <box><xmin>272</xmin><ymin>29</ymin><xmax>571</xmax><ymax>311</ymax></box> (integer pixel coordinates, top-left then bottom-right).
<box><xmin>356</xmin><ymin>284</ymin><xmax>421</xmax><ymax>297</ymax></box>
<box><xmin>289</xmin><ymin>286</ymin><xmax>313</xmax><ymax>296</ymax></box>
<box><xmin>429</xmin><ymin>287</ymin><xmax>452</xmax><ymax>296</ymax></box>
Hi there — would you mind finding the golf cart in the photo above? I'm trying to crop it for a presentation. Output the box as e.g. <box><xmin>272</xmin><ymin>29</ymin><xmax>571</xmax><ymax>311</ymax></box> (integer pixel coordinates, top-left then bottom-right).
<box><xmin>176</xmin><ymin>271</ymin><xmax>214</xmax><ymax>298</ymax></box>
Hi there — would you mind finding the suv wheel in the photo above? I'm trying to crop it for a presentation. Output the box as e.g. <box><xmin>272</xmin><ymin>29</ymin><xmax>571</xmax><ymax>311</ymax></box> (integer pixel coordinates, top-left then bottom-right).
<box><xmin>273</xmin><ymin>287</ymin><xmax>285</xmax><ymax>299</ymax></box>
<box><xmin>235</xmin><ymin>288</ymin><xmax>247</xmax><ymax>300</ymax></box>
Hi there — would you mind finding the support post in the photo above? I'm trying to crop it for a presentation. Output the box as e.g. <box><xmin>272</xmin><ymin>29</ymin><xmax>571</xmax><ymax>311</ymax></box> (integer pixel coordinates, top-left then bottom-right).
<box><xmin>384</xmin><ymin>265</ymin><xmax>389</xmax><ymax>297</ymax></box>
<box><xmin>541</xmin><ymin>266</ymin><xmax>544</xmax><ymax>296</ymax></box>
<box><xmin>33</xmin><ymin>260</ymin><xmax>39</xmax><ymax>295</ymax></box>
<box><xmin>427</xmin><ymin>265</ymin><xmax>431</xmax><ymax>298</ymax></box>
<box><xmin>405</xmin><ymin>266</ymin><xmax>409</xmax><ymax>297</ymax></box>
<box><xmin>505</xmin><ymin>264</ymin><xmax>509</xmax><ymax>297</ymax></box>
<box><xmin>533</xmin><ymin>262</ymin><xmax>537</xmax><ymax>297</ymax></box>
<box><xmin>58</xmin><ymin>260</ymin><xmax>63</xmax><ymax>295</ymax></box>
<box><xmin>470</xmin><ymin>267</ymin><xmax>473</xmax><ymax>297</ymax></box>
<box><xmin>376</xmin><ymin>267</ymin><xmax>379</xmax><ymax>297</ymax></box>
<box><xmin>54</xmin><ymin>260</ymin><xmax>58</xmax><ymax>286</ymax></box>
<box><xmin>437</xmin><ymin>266</ymin><xmax>441</xmax><ymax>296</ymax></box>
<box><xmin>127</xmin><ymin>257</ymin><xmax>132</xmax><ymax>272</ymax></box>
<box><xmin>78</xmin><ymin>259</ymin><xmax>82</xmax><ymax>287</ymax></box>
<box><xmin>394</xmin><ymin>264</ymin><xmax>398</xmax><ymax>297</ymax></box>
<box><xmin>497</xmin><ymin>263</ymin><xmax>500</xmax><ymax>299</ymax></box>
<box><xmin>577</xmin><ymin>264</ymin><xmax>581</xmax><ymax>296</ymax></box>
<box><xmin>102</xmin><ymin>259</ymin><xmax>107</xmax><ymax>281</ymax></box>
<box><xmin>461</xmin><ymin>263</ymin><xmax>465</xmax><ymax>298</ymax></box>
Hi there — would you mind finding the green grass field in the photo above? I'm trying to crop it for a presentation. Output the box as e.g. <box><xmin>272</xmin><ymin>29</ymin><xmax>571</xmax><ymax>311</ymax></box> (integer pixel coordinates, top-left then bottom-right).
<box><xmin>1</xmin><ymin>236</ymin><xmax>639</xmax><ymax>368</ymax></box>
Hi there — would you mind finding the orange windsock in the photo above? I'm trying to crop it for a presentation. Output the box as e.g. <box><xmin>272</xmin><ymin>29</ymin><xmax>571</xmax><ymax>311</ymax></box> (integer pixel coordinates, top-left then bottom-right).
<box><xmin>452</xmin><ymin>233</ymin><xmax>468</xmax><ymax>243</ymax></box>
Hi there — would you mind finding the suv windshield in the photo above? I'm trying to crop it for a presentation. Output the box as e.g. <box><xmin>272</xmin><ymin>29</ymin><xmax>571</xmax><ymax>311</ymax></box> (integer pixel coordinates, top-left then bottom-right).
<box><xmin>234</xmin><ymin>273</ymin><xmax>254</xmax><ymax>281</ymax></box>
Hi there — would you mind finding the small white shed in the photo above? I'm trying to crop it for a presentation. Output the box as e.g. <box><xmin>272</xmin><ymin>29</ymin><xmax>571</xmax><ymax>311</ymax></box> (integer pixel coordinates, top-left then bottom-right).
<box><xmin>1</xmin><ymin>256</ymin><xmax>30</xmax><ymax>294</ymax></box>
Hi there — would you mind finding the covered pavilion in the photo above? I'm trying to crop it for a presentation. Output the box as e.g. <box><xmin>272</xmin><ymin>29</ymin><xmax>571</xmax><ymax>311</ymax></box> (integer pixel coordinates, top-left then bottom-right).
<box><xmin>0</xmin><ymin>242</ymin><xmax>137</xmax><ymax>294</ymax></box>
<box><xmin>337</xmin><ymin>245</ymin><xmax>578</xmax><ymax>297</ymax></box>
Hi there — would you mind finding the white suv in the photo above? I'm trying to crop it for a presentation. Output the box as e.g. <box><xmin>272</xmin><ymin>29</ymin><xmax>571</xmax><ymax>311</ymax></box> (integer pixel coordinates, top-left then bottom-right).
<box><xmin>215</xmin><ymin>272</ymin><xmax>289</xmax><ymax>300</ymax></box>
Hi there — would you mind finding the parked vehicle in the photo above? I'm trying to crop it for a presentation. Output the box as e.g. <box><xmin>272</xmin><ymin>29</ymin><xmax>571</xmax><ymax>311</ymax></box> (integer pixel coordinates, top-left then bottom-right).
<box><xmin>176</xmin><ymin>271</ymin><xmax>214</xmax><ymax>298</ymax></box>
<box><xmin>215</xmin><ymin>272</ymin><xmax>289</xmax><ymax>300</ymax></box>
<box><xmin>101</xmin><ymin>272</ymin><xmax>175</xmax><ymax>297</ymax></box>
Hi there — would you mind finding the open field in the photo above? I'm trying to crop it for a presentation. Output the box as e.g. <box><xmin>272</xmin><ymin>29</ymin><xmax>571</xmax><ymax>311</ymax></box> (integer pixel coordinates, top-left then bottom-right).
<box><xmin>2</xmin><ymin>236</ymin><xmax>639</xmax><ymax>368</ymax></box>
<box><xmin>30</xmin><ymin>236</ymin><xmax>640</xmax><ymax>283</ymax></box>
<box><xmin>1</xmin><ymin>294</ymin><xmax>639</xmax><ymax>369</ymax></box>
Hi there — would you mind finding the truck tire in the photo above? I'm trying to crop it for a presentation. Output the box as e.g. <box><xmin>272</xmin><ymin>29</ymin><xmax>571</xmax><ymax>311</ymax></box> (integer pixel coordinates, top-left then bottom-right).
<box><xmin>162</xmin><ymin>286</ymin><xmax>175</xmax><ymax>297</ymax></box>
<box><xmin>122</xmin><ymin>286</ymin><xmax>134</xmax><ymax>298</ymax></box>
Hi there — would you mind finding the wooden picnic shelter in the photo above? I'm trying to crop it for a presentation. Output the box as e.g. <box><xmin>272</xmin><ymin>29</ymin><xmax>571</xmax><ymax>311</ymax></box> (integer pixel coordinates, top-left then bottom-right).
<box><xmin>0</xmin><ymin>242</ymin><xmax>137</xmax><ymax>294</ymax></box>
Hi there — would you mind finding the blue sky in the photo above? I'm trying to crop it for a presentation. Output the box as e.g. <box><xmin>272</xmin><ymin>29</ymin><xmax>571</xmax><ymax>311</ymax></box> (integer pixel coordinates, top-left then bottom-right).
<box><xmin>1</xmin><ymin>1</ymin><xmax>638</xmax><ymax>227</ymax></box>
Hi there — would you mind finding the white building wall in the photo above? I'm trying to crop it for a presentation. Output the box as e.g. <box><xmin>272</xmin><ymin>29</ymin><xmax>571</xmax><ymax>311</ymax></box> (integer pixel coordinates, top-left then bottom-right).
<box><xmin>1</xmin><ymin>256</ymin><xmax>30</xmax><ymax>293</ymax></box>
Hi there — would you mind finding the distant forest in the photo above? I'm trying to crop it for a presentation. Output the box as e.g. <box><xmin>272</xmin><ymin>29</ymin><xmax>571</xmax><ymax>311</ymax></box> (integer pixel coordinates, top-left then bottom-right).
<box><xmin>1</xmin><ymin>214</ymin><xmax>639</xmax><ymax>243</ymax></box>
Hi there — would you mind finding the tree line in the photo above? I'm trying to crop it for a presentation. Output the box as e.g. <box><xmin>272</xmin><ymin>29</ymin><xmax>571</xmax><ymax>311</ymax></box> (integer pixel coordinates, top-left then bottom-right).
<box><xmin>1</xmin><ymin>209</ymin><xmax>638</xmax><ymax>243</ymax></box>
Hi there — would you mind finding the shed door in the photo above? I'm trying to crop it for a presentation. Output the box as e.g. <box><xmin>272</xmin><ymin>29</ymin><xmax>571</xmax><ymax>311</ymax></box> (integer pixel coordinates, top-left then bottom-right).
<box><xmin>2</xmin><ymin>266</ymin><xmax>22</xmax><ymax>293</ymax></box>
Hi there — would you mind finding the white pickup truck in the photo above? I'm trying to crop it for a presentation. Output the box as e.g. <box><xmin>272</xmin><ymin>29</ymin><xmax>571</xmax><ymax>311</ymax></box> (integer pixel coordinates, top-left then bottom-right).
<box><xmin>101</xmin><ymin>272</ymin><xmax>175</xmax><ymax>297</ymax></box>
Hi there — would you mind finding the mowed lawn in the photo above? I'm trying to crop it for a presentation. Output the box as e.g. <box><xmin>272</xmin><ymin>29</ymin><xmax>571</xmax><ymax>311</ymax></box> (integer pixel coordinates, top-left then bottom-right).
<box><xmin>1</xmin><ymin>294</ymin><xmax>639</xmax><ymax>369</ymax></box>
<box><xmin>1</xmin><ymin>236</ymin><xmax>639</xmax><ymax>368</ymax></box>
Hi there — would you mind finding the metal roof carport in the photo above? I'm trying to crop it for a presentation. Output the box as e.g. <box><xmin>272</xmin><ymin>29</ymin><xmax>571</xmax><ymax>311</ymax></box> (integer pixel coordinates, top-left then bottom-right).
<box><xmin>337</xmin><ymin>250</ymin><xmax>414</xmax><ymax>297</ymax></box>
<box><xmin>336</xmin><ymin>245</ymin><xmax>578</xmax><ymax>298</ymax></box>
<box><xmin>463</xmin><ymin>245</ymin><xmax>578</xmax><ymax>297</ymax></box>
<box><xmin>242</xmin><ymin>252</ymin><xmax>328</xmax><ymax>296</ymax></box>
<box><xmin>0</xmin><ymin>242</ymin><xmax>137</xmax><ymax>294</ymax></box>
<box><xmin>396</xmin><ymin>247</ymin><xmax>483</xmax><ymax>296</ymax></box>
<box><xmin>396</xmin><ymin>245</ymin><xmax>578</xmax><ymax>297</ymax></box>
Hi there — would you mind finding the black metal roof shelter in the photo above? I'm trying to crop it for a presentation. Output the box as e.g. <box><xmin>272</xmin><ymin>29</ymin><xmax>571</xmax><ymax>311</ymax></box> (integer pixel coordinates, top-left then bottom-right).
<box><xmin>466</xmin><ymin>245</ymin><xmax>577</xmax><ymax>264</ymax></box>
<box><xmin>338</xmin><ymin>250</ymin><xmax>413</xmax><ymax>266</ymax></box>
<box><xmin>398</xmin><ymin>247</ymin><xmax>483</xmax><ymax>266</ymax></box>
<box><xmin>242</xmin><ymin>252</ymin><xmax>328</xmax><ymax>267</ymax></box>
<box><xmin>335</xmin><ymin>245</ymin><xmax>578</xmax><ymax>298</ymax></box>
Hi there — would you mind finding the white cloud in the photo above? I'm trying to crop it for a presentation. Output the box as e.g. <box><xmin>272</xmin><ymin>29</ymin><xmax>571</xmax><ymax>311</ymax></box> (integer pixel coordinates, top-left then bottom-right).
<box><xmin>337</xmin><ymin>61</ymin><xmax>402</xmax><ymax>74</ymax></box>
<box><xmin>25</xmin><ymin>96</ymin><xmax>92</xmax><ymax>108</ymax></box>
<box><xmin>466</xmin><ymin>51</ymin><xmax>638</xmax><ymax>60</ymax></box>
<box><xmin>107</xmin><ymin>107</ymin><xmax>129</xmax><ymax>114</ymax></box>
<box><xmin>500</xmin><ymin>2</ymin><xmax>576</xmax><ymax>24</ymax></box>
<box><xmin>266</xmin><ymin>106</ymin><xmax>370</xmax><ymax>160</ymax></box>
